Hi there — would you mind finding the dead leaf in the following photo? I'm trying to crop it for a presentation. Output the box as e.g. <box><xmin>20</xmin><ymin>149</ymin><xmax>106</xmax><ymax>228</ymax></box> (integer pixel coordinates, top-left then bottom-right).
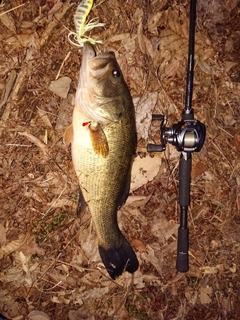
<box><xmin>192</xmin><ymin>161</ymin><xmax>208</xmax><ymax>179</ymax></box>
<box><xmin>55</xmin><ymin>99</ymin><xmax>72</xmax><ymax>130</ymax></box>
<box><xmin>18</xmin><ymin>235</ymin><xmax>45</xmax><ymax>257</ymax></box>
<box><xmin>125</xmin><ymin>194</ymin><xmax>152</xmax><ymax>207</ymax></box>
<box><xmin>0</xmin><ymin>12</ymin><xmax>16</xmax><ymax>33</ymax></box>
<box><xmin>185</xmin><ymin>289</ymin><xmax>198</xmax><ymax>308</ymax></box>
<box><xmin>16</xmin><ymin>251</ymin><xmax>33</xmax><ymax>286</ymax></box>
<box><xmin>0</xmin><ymin>223</ymin><xmax>7</xmax><ymax>245</ymax></box>
<box><xmin>48</xmin><ymin>77</ymin><xmax>72</xmax><ymax>98</ymax></box>
<box><xmin>141</xmin><ymin>245</ymin><xmax>163</xmax><ymax>274</ymax></box>
<box><xmin>0</xmin><ymin>69</ymin><xmax>17</xmax><ymax>108</ymax></box>
<box><xmin>197</xmin><ymin>60</ymin><xmax>212</xmax><ymax>74</ymax></box>
<box><xmin>25</xmin><ymin>32</ymin><xmax>40</xmax><ymax>61</ymax></box>
<box><xmin>80</xmin><ymin>231</ymin><xmax>99</xmax><ymax>263</ymax></box>
<box><xmin>47</xmin><ymin>0</ymin><xmax>63</xmax><ymax>20</ymax></box>
<box><xmin>68</xmin><ymin>307</ymin><xmax>95</xmax><ymax>320</ymax></box>
<box><xmin>3</xmin><ymin>299</ymin><xmax>19</xmax><ymax>319</ymax></box>
<box><xmin>28</xmin><ymin>310</ymin><xmax>50</xmax><ymax>320</ymax></box>
<box><xmin>0</xmin><ymin>266</ymin><xmax>24</xmax><ymax>282</ymax></box>
<box><xmin>132</xmin><ymin>239</ymin><xmax>147</xmax><ymax>252</ymax></box>
<box><xmin>164</xmin><ymin>58</ymin><xmax>181</xmax><ymax>78</ymax></box>
<box><xmin>234</xmin><ymin>133</ymin><xmax>240</xmax><ymax>151</ymax></box>
<box><xmin>131</xmin><ymin>154</ymin><xmax>161</xmax><ymax>191</ymax></box>
<box><xmin>0</xmin><ymin>233</ymin><xmax>29</xmax><ymax>259</ymax></box>
<box><xmin>138</xmin><ymin>33</ymin><xmax>155</xmax><ymax>59</ymax></box>
<box><xmin>199</xmin><ymin>286</ymin><xmax>213</xmax><ymax>304</ymax></box>
<box><xmin>200</xmin><ymin>264</ymin><xmax>224</xmax><ymax>275</ymax></box>
<box><xmin>82</xmin><ymin>287</ymin><xmax>109</xmax><ymax>300</ymax></box>
<box><xmin>112</xmin><ymin>295</ymin><xmax>129</xmax><ymax>319</ymax></box>
<box><xmin>134</xmin><ymin>93</ymin><xmax>158</xmax><ymax>140</ymax></box>
<box><xmin>37</xmin><ymin>108</ymin><xmax>52</xmax><ymax>129</ymax></box>
<box><xmin>151</xmin><ymin>218</ymin><xmax>178</xmax><ymax>243</ymax></box>
<box><xmin>18</xmin><ymin>131</ymin><xmax>49</xmax><ymax>159</ymax></box>
<box><xmin>148</xmin><ymin>7</ymin><xmax>214</xmax><ymax>71</ymax></box>
<box><xmin>52</xmin><ymin>294</ymin><xmax>71</xmax><ymax>305</ymax></box>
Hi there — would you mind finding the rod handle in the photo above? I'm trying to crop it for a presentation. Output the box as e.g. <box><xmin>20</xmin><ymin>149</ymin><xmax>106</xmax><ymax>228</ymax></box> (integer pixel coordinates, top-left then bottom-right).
<box><xmin>179</xmin><ymin>154</ymin><xmax>191</xmax><ymax>207</ymax></box>
<box><xmin>176</xmin><ymin>227</ymin><xmax>189</xmax><ymax>272</ymax></box>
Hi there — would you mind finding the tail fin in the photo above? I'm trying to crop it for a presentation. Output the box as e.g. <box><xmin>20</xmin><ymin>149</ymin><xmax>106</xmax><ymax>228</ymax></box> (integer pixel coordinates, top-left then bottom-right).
<box><xmin>98</xmin><ymin>237</ymin><xmax>139</xmax><ymax>280</ymax></box>
<box><xmin>0</xmin><ymin>314</ymin><xmax>10</xmax><ymax>320</ymax></box>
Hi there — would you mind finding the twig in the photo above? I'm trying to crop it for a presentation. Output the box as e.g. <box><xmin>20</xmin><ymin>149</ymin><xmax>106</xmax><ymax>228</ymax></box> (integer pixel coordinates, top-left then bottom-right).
<box><xmin>0</xmin><ymin>69</ymin><xmax>17</xmax><ymax>136</ymax></box>
<box><xmin>0</xmin><ymin>69</ymin><xmax>17</xmax><ymax>109</ymax></box>
<box><xmin>42</xmin><ymin>186</ymin><xmax>67</xmax><ymax>218</ymax></box>
<box><xmin>210</xmin><ymin>140</ymin><xmax>233</xmax><ymax>170</ymax></box>
<box><xmin>18</xmin><ymin>131</ymin><xmax>49</xmax><ymax>159</ymax></box>
<box><xmin>40</xmin><ymin>0</ymin><xmax>73</xmax><ymax>47</ymax></box>
<box><xmin>55</xmin><ymin>51</ymin><xmax>71</xmax><ymax>80</ymax></box>
<box><xmin>0</xmin><ymin>2</ymin><xmax>27</xmax><ymax>17</ymax></box>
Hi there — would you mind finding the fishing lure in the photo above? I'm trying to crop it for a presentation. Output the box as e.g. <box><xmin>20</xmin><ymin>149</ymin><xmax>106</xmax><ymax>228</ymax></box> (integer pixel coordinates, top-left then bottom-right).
<box><xmin>68</xmin><ymin>0</ymin><xmax>105</xmax><ymax>47</ymax></box>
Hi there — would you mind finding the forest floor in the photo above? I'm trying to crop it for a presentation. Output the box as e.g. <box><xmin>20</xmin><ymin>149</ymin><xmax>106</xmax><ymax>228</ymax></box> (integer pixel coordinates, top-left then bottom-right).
<box><xmin>0</xmin><ymin>0</ymin><xmax>240</xmax><ymax>319</ymax></box>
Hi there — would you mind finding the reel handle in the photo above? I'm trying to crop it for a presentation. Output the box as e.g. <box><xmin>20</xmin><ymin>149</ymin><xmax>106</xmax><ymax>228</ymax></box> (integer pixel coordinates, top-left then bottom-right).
<box><xmin>147</xmin><ymin>144</ymin><xmax>165</xmax><ymax>153</ymax></box>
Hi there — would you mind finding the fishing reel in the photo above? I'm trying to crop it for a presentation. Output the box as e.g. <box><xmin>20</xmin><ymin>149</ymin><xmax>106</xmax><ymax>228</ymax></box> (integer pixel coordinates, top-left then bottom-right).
<box><xmin>147</xmin><ymin>111</ymin><xmax>205</xmax><ymax>273</ymax></box>
<box><xmin>147</xmin><ymin>112</ymin><xmax>206</xmax><ymax>154</ymax></box>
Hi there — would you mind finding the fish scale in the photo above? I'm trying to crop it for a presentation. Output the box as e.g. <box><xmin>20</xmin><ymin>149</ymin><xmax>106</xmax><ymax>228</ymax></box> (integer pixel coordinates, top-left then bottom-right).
<box><xmin>72</xmin><ymin>108</ymin><xmax>134</xmax><ymax>248</ymax></box>
<box><xmin>66</xmin><ymin>43</ymin><xmax>139</xmax><ymax>279</ymax></box>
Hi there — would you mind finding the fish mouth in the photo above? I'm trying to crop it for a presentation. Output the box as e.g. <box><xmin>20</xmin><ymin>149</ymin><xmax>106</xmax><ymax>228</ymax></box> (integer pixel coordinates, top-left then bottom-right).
<box><xmin>83</xmin><ymin>43</ymin><xmax>114</xmax><ymax>78</ymax></box>
<box><xmin>88</xmin><ymin>51</ymin><xmax>116</xmax><ymax>79</ymax></box>
<box><xmin>77</xmin><ymin>43</ymin><xmax>122</xmax><ymax>124</ymax></box>
<box><xmin>81</xmin><ymin>42</ymin><xmax>96</xmax><ymax>73</ymax></box>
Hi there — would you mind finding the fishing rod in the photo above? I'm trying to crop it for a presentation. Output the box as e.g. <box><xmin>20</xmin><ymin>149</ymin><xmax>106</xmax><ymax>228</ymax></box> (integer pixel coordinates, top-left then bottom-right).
<box><xmin>147</xmin><ymin>0</ymin><xmax>206</xmax><ymax>272</ymax></box>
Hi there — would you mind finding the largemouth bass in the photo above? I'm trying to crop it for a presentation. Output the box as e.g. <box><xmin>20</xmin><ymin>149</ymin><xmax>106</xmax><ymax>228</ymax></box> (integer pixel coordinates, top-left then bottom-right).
<box><xmin>65</xmin><ymin>43</ymin><xmax>139</xmax><ymax>279</ymax></box>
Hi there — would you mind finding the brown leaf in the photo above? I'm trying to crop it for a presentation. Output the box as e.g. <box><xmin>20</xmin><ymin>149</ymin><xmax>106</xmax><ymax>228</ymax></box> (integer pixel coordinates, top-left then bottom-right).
<box><xmin>0</xmin><ymin>12</ymin><xmax>16</xmax><ymax>33</ymax></box>
<box><xmin>199</xmin><ymin>286</ymin><xmax>213</xmax><ymax>305</ymax></box>
<box><xmin>0</xmin><ymin>223</ymin><xmax>6</xmax><ymax>245</ymax></box>
<box><xmin>132</xmin><ymin>239</ymin><xmax>147</xmax><ymax>252</ymax></box>
<box><xmin>192</xmin><ymin>161</ymin><xmax>208</xmax><ymax>179</ymax></box>
<box><xmin>19</xmin><ymin>235</ymin><xmax>45</xmax><ymax>256</ymax></box>
<box><xmin>28</xmin><ymin>310</ymin><xmax>50</xmax><ymax>320</ymax></box>
<box><xmin>151</xmin><ymin>218</ymin><xmax>178</xmax><ymax>243</ymax></box>
<box><xmin>0</xmin><ymin>233</ymin><xmax>29</xmax><ymax>259</ymax></box>
<box><xmin>48</xmin><ymin>76</ymin><xmax>72</xmax><ymax>99</ymax></box>
<box><xmin>234</xmin><ymin>133</ymin><xmax>240</xmax><ymax>151</ymax></box>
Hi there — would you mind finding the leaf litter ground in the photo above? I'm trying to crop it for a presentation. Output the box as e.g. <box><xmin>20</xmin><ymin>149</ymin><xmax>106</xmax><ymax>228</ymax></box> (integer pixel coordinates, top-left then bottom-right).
<box><xmin>0</xmin><ymin>0</ymin><xmax>240</xmax><ymax>319</ymax></box>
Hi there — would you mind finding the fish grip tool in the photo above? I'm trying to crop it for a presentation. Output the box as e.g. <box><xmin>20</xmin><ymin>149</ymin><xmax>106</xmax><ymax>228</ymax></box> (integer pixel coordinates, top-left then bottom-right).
<box><xmin>147</xmin><ymin>0</ymin><xmax>206</xmax><ymax>272</ymax></box>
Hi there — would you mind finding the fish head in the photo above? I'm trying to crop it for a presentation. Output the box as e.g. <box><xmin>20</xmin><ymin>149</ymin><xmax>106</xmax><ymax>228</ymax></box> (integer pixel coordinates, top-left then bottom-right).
<box><xmin>76</xmin><ymin>42</ymin><xmax>131</xmax><ymax>124</ymax></box>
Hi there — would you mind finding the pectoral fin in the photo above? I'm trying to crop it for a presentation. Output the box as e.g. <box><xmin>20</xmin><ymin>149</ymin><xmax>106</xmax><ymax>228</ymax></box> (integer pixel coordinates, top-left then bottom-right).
<box><xmin>63</xmin><ymin>124</ymin><xmax>73</xmax><ymax>145</ymax></box>
<box><xmin>89</xmin><ymin>122</ymin><xmax>109</xmax><ymax>157</ymax></box>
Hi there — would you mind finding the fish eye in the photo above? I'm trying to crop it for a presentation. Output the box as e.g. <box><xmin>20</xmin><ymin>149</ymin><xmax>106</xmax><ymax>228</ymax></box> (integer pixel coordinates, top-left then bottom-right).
<box><xmin>112</xmin><ymin>69</ymin><xmax>121</xmax><ymax>78</ymax></box>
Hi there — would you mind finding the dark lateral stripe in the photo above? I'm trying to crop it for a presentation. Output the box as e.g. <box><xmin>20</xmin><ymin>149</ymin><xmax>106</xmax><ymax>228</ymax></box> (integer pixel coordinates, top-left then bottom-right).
<box><xmin>76</xmin><ymin>10</ymin><xmax>86</xmax><ymax>15</ymax></box>
<box><xmin>76</xmin><ymin>7</ymin><xmax>88</xmax><ymax>13</ymax></box>
<box><xmin>76</xmin><ymin>6</ymin><xmax>88</xmax><ymax>12</ymax></box>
